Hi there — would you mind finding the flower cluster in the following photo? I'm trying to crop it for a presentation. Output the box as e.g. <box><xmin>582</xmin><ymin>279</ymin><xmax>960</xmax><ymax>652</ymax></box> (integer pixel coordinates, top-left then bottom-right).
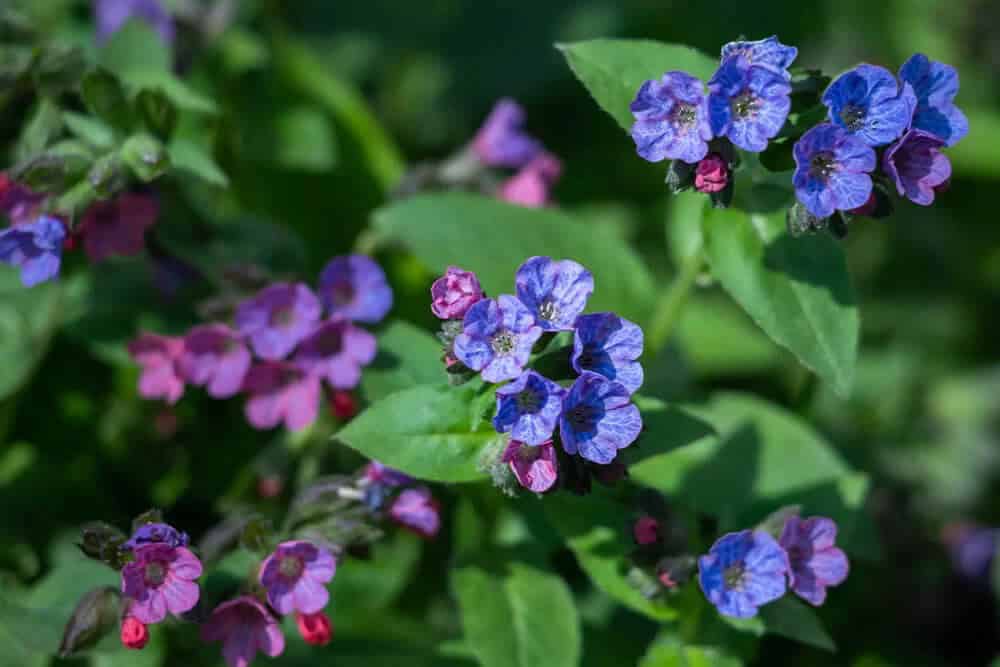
<box><xmin>128</xmin><ymin>254</ymin><xmax>391</xmax><ymax>431</ymax></box>
<box><xmin>431</xmin><ymin>258</ymin><xmax>644</xmax><ymax>494</ymax></box>
<box><xmin>698</xmin><ymin>514</ymin><xmax>849</xmax><ymax>618</ymax></box>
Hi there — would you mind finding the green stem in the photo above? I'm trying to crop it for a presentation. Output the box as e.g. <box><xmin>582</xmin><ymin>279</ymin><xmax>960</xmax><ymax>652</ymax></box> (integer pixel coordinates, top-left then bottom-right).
<box><xmin>647</xmin><ymin>249</ymin><xmax>704</xmax><ymax>354</ymax></box>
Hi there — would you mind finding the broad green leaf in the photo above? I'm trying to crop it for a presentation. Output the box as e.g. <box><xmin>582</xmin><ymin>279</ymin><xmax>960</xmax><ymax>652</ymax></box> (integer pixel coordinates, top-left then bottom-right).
<box><xmin>372</xmin><ymin>193</ymin><xmax>656</xmax><ymax>326</ymax></box>
<box><xmin>15</xmin><ymin>99</ymin><xmax>63</xmax><ymax>162</ymax></box>
<box><xmin>702</xmin><ymin>208</ymin><xmax>858</xmax><ymax>396</ymax></box>
<box><xmin>81</xmin><ymin>68</ymin><xmax>133</xmax><ymax>131</ymax></box>
<box><xmin>452</xmin><ymin>563</ymin><xmax>581</xmax><ymax>667</ymax></box>
<box><xmin>558</xmin><ymin>39</ymin><xmax>718</xmax><ymax>132</ymax></box>
<box><xmin>0</xmin><ymin>266</ymin><xmax>63</xmax><ymax>400</ymax></box>
<box><xmin>272</xmin><ymin>105</ymin><xmax>338</xmax><ymax>172</ymax></box>
<box><xmin>758</xmin><ymin>597</ymin><xmax>836</xmax><ymax>652</ymax></box>
<box><xmin>675</xmin><ymin>295</ymin><xmax>785</xmax><ymax>377</ymax></box>
<box><xmin>167</xmin><ymin>138</ymin><xmax>229</xmax><ymax>187</ymax></box>
<box><xmin>120</xmin><ymin>133</ymin><xmax>169</xmax><ymax>182</ymax></box>
<box><xmin>330</xmin><ymin>532</ymin><xmax>423</xmax><ymax>631</ymax></box>
<box><xmin>62</xmin><ymin>112</ymin><xmax>114</xmax><ymax>150</ymax></box>
<box><xmin>639</xmin><ymin>635</ymin><xmax>742</xmax><ymax>667</ymax></box>
<box><xmin>335</xmin><ymin>383</ymin><xmax>499</xmax><ymax>483</ymax></box>
<box><xmin>98</xmin><ymin>20</ymin><xmax>170</xmax><ymax>74</ymax></box>
<box><xmin>361</xmin><ymin>320</ymin><xmax>445</xmax><ymax>401</ymax></box>
<box><xmin>629</xmin><ymin>396</ymin><xmax>716</xmax><ymax>465</ymax></box>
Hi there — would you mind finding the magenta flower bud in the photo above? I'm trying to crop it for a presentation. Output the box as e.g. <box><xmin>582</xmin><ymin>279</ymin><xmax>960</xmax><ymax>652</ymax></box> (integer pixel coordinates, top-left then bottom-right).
<box><xmin>694</xmin><ymin>153</ymin><xmax>729</xmax><ymax>194</ymax></box>
<box><xmin>633</xmin><ymin>516</ymin><xmax>661</xmax><ymax>545</ymax></box>
<box><xmin>501</xmin><ymin>440</ymin><xmax>558</xmax><ymax>493</ymax></box>
<box><xmin>431</xmin><ymin>266</ymin><xmax>485</xmax><ymax>320</ymax></box>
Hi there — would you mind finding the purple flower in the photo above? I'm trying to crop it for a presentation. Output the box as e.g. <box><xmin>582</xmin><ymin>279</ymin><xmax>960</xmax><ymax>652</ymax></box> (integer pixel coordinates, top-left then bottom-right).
<box><xmin>515</xmin><ymin>256</ymin><xmax>594</xmax><ymax>331</ymax></box>
<box><xmin>882</xmin><ymin>129</ymin><xmax>952</xmax><ymax>206</ymax></box>
<box><xmin>453</xmin><ymin>295</ymin><xmax>542</xmax><ymax>383</ymax></box>
<box><xmin>389</xmin><ymin>487</ymin><xmax>440</xmax><ymax>538</ymax></box>
<box><xmin>259</xmin><ymin>540</ymin><xmax>336</xmax><ymax>615</ymax></box>
<box><xmin>493</xmin><ymin>371</ymin><xmax>566</xmax><ymax>445</ymax></box>
<box><xmin>792</xmin><ymin>123</ymin><xmax>877</xmax><ymax>218</ymax></box>
<box><xmin>363</xmin><ymin>461</ymin><xmax>413</xmax><ymax>487</ymax></box>
<box><xmin>720</xmin><ymin>36</ymin><xmax>797</xmax><ymax>78</ymax></box>
<box><xmin>472</xmin><ymin>99</ymin><xmax>542</xmax><ymax>168</ymax></box>
<box><xmin>122</xmin><ymin>522</ymin><xmax>189</xmax><ymax>552</ymax></box>
<box><xmin>121</xmin><ymin>543</ymin><xmax>201</xmax><ymax>624</ymax></box>
<box><xmin>318</xmin><ymin>254</ymin><xmax>393</xmax><ymax>324</ymax></box>
<box><xmin>235</xmin><ymin>283</ymin><xmax>321</xmax><ymax>360</ymax></box>
<box><xmin>779</xmin><ymin>516</ymin><xmax>849</xmax><ymax>606</ymax></box>
<box><xmin>502</xmin><ymin>440</ymin><xmax>558</xmax><ymax>493</ymax></box>
<box><xmin>708</xmin><ymin>56</ymin><xmax>791</xmax><ymax>152</ymax></box>
<box><xmin>822</xmin><ymin>64</ymin><xmax>916</xmax><ymax>147</ymax></box>
<box><xmin>559</xmin><ymin>371</ymin><xmax>642</xmax><ymax>464</ymax></box>
<box><xmin>573</xmin><ymin>313</ymin><xmax>644</xmax><ymax>394</ymax></box>
<box><xmin>294</xmin><ymin>318</ymin><xmax>376</xmax><ymax>390</ymax></box>
<box><xmin>943</xmin><ymin>523</ymin><xmax>1000</xmax><ymax>584</ymax></box>
<box><xmin>94</xmin><ymin>0</ymin><xmax>175</xmax><ymax>45</ymax></box>
<box><xmin>127</xmin><ymin>333</ymin><xmax>185</xmax><ymax>404</ymax></box>
<box><xmin>497</xmin><ymin>152</ymin><xmax>562</xmax><ymax>208</ymax></box>
<box><xmin>698</xmin><ymin>530</ymin><xmax>788</xmax><ymax>618</ymax></box>
<box><xmin>0</xmin><ymin>216</ymin><xmax>65</xmax><ymax>287</ymax></box>
<box><xmin>0</xmin><ymin>174</ymin><xmax>45</xmax><ymax>226</ymax></box>
<box><xmin>180</xmin><ymin>324</ymin><xmax>251</xmax><ymax>399</ymax></box>
<box><xmin>431</xmin><ymin>266</ymin><xmax>485</xmax><ymax>320</ymax></box>
<box><xmin>630</xmin><ymin>72</ymin><xmax>713</xmax><ymax>163</ymax></box>
<box><xmin>898</xmin><ymin>53</ymin><xmax>968</xmax><ymax>147</ymax></box>
<box><xmin>201</xmin><ymin>596</ymin><xmax>285</xmax><ymax>667</ymax></box>
<box><xmin>243</xmin><ymin>362</ymin><xmax>320</xmax><ymax>432</ymax></box>
<box><xmin>79</xmin><ymin>193</ymin><xmax>158</xmax><ymax>263</ymax></box>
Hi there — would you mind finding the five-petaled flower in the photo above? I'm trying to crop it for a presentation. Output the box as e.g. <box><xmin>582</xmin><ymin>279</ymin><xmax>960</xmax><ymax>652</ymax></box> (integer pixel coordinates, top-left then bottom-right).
<box><xmin>630</xmin><ymin>71</ymin><xmax>713</xmax><ymax>164</ymax></box>
<box><xmin>882</xmin><ymin>129</ymin><xmax>952</xmax><ymax>206</ymax></box>
<box><xmin>453</xmin><ymin>295</ymin><xmax>542</xmax><ymax>383</ymax></box>
<box><xmin>515</xmin><ymin>256</ymin><xmax>594</xmax><ymax>331</ymax></box>
<box><xmin>898</xmin><ymin>53</ymin><xmax>968</xmax><ymax>147</ymax></box>
<box><xmin>822</xmin><ymin>64</ymin><xmax>916</xmax><ymax>147</ymax></box>
<box><xmin>559</xmin><ymin>371</ymin><xmax>642</xmax><ymax>465</ymax></box>
<box><xmin>779</xmin><ymin>516</ymin><xmax>849</xmax><ymax>606</ymax></box>
<box><xmin>502</xmin><ymin>440</ymin><xmax>558</xmax><ymax>493</ymax></box>
<box><xmin>78</xmin><ymin>193</ymin><xmax>158</xmax><ymax>263</ymax></box>
<box><xmin>0</xmin><ymin>216</ymin><xmax>66</xmax><ymax>287</ymax></box>
<box><xmin>698</xmin><ymin>530</ymin><xmax>788</xmax><ymax>618</ymax></box>
<box><xmin>259</xmin><ymin>540</ymin><xmax>337</xmax><ymax>615</ymax></box>
<box><xmin>235</xmin><ymin>283</ymin><xmax>322</xmax><ymax>361</ymax></box>
<box><xmin>242</xmin><ymin>361</ymin><xmax>321</xmax><ymax>431</ymax></box>
<box><xmin>719</xmin><ymin>35</ymin><xmax>797</xmax><ymax>79</ymax></box>
<box><xmin>572</xmin><ymin>313</ymin><xmax>644</xmax><ymax>395</ymax></box>
<box><xmin>708</xmin><ymin>55</ymin><xmax>792</xmax><ymax>152</ymax></box>
<box><xmin>493</xmin><ymin>370</ymin><xmax>566</xmax><ymax>445</ymax></box>
<box><xmin>294</xmin><ymin>317</ymin><xmax>377</xmax><ymax>390</ymax></box>
<box><xmin>180</xmin><ymin>324</ymin><xmax>252</xmax><ymax>399</ymax></box>
<box><xmin>201</xmin><ymin>596</ymin><xmax>285</xmax><ymax>667</ymax></box>
<box><xmin>318</xmin><ymin>254</ymin><xmax>393</xmax><ymax>325</ymax></box>
<box><xmin>792</xmin><ymin>123</ymin><xmax>876</xmax><ymax>218</ymax></box>
<box><xmin>121</xmin><ymin>543</ymin><xmax>202</xmax><ymax>624</ymax></box>
<box><xmin>127</xmin><ymin>333</ymin><xmax>186</xmax><ymax>404</ymax></box>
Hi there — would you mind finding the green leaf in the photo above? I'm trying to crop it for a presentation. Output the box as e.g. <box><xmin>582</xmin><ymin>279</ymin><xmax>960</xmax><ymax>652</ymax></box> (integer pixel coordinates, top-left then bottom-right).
<box><xmin>120</xmin><ymin>133</ymin><xmax>170</xmax><ymax>182</ymax></box>
<box><xmin>452</xmin><ymin>563</ymin><xmax>581</xmax><ymax>667</ymax></box>
<box><xmin>272</xmin><ymin>105</ymin><xmax>338</xmax><ymax>171</ymax></box>
<box><xmin>557</xmin><ymin>39</ymin><xmax>718</xmax><ymax>132</ymax></box>
<box><xmin>335</xmin><ymin>383</ymin><xmax>499</xmax><ymax>483</ymax></box>
<box><xmin>675</xmin><ymin>295</ymin><xmax>785</xmax><ymax>377</ymax></box>
<box><xmin>701</xmin><ymin>208</ymin><xmax>858</xmax><ymax>396</ymax></box>
<box><xmin>330</xmin><ymin>532</ymin><xmax>422</xmax><ymax>619</ymax></box>
<box><xmin>81</xmin><ymin>68</ymin><xmax>133</xmax><ymax>131</ymax></box>
<box><xmin>119</xmin><ymin>69</ymin><xmax>218</xmax><ymax>114</ymax></box>
<box><xmin>639</xmin><ymin>635</ymin><xmax>742</xmax><ymax>667</ymax></box>
<box><xmin>758</xmin><ymin>597</ymin><xmax>836</xmax><ymax>652</ymax></box>
<box><xmin>373</xmin><ymin>193</ymin><xmax>656</xmax><ymax>326</ymax></box>
<box><xmin>0</xmin><ymin>266</ymin><xmax>63</xmax><ymax>400</ymax></box>
<box><xmin>99</xmin><ymin>20</ymin><xmax>171</xmax><ymax>74</ymax></box>
<box><xmin>15</xmin><ymin>99</ymin><xmax>63</xmax><ymax>163</ymax></box>
<box><xmin>63</xmin><ymin>112</ymin><xmax>115</xmax><ymax>150</ymax></box>
<box><xmin>167</xmin><ymin>138</ymin><xmax>228</xmax><ymax>187</ymax></box>
<box><xmin>361</xmin><ymin>321</ymin><xmax>444</xmax><ymax>401</ymax></box>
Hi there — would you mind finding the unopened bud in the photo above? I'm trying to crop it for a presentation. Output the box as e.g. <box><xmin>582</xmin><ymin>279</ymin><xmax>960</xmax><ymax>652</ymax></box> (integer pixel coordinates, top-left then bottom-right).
<box><xmin>120</xmin><ymin>616</ymin><xmax>149</xmax><ymax>650</ymax></box>
<box><xmin>296</xmin><ymin>611</ymin><xmax>333</xmax><ymax>646</ymax></box>
<box><xmin>59</xmin><ymin>587</ymin><xmax>121</xmax><ymax>657</ymax></box>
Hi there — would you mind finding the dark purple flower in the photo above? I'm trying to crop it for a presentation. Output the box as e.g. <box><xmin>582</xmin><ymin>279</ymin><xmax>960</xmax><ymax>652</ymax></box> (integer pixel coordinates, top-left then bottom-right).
<box><xmin>0</xmin><ymin>174</ymin><xmax>45</xmax><ymax>226</ymax></box>
<box><xmin>572</xmin><ymin>312</ymin><xmax>644</xmax><ymax>395</ymax></box>
<box><xmin>122</xmin><ymin>522</ymin><xmax>189</xmax><ymax>551</ymax></box>
<box><xmin>318</xmin><ymin>254</ymin><xmax>393</xmax><ymax>324</ymax></box>
<box><xmin>453</xmin><ymin>295</ymin><xmax>542</xmax><ymax>383</ymax></box>
<box><xmin>515</xmin><ymin>256</ymin><xmax>594</xmax><ymax>331</ymax></box>
<box><xmin>708</xmin><ymin>56</ymin><xmax>791</xmax><ymax>152</ymax></box>
<box><xmin>201</xmin><ymin>596</ymin><xmax>285</xmax><ymax>667</ymax></box>
<box><xmin>633</xmin><ymin>516</ymin><xmax>661</xmax><ymax>545</ymax></box>
<box><xmin>502</xmin><ymin>440</ymin><xmax>558</xmax><ymax>493</ymax></box>
<box><xmin>259</xmin><ymin>540</ymin><xmax>336</xmax><ymax>615</ymax></box>
<box><xmin>235</xmin><ymin>283</ymin><xmax>321</xmax><ymax>360</ymax></box>
<box><xmin>698</xmin><ymin>530</ymin><xmax>788</xmax><ymax>618</ymax></box>
<box><xmin>294</xmin><ymin>317</ymin><xmax>376</xmax><ymax>390</ymax></box>
<box><xmin>493</xmin><ymin>371</ymin><xmax>566</xmax><ymax>445</ymax></box>
<box><xmin>0</xmin><ymin>216</ymin><xmax>65</xmax><ymax>287</ymax></box>
<box><xmin>631</xmin><ymin>71</ymin><xmax>713</xmax><ymax>164</ymax></box>
<box><xmin>472</xmin><ymin>99</ymin><xmax>542</xmax><ymax>168</ymax></box>
<box><xmin>779</xmin><ymin>516</ymin><xmax>849</xmax><ymax>606</ymax></box>
<box><xmin>898</xmin><ymin>53</ymin><xmax>968</xmax><ymax>147</ymax></box>
<box><xmin>694</xmin><ymin>153</ymin><xmax>729</xmax><ymax>193</ymax></box>
<box><xmin>242</xmin><ymin>362</ymin><xmax>320</xmax><ymax>432</ymax></box>
<box><xmin>942</xmin><ymin>523</ymin><xmax>1000</xmax><ymax>583</ymax></box>
<box><xmin>94</xmin><ymin>0</ymin><xmax>175</xmax><ymax>45</ymax></box>
<box><xmin>127</xmin><ymin>333</ymin><xmax>185</xmax><ymax>404</ymax></box>
<box><xmin>389</xmin><ymin>487</ymin><xmax>440</xmax><ymax>538</ymax></box>
<box><xmin>78</xmin><ymin>193</ymin><xmax>158</xmax><ymax>263</ymax></box>
<box><xmin>793</xmin><ymin>123</ymin><xmax>877</xmax><ymax>218</ymax></box>
<box><xmin>363</xmin><ymin>461</ymin><xmax>413</xmax><ymax>488</ymax></box>
<box><xmin>431</xmin><ymin>266</ymin><xmax>484</xmax><ymax>320</ymax></box>
<box><xmin>822</xmin><ymin>64</ymin><xmax>916</xmax><ymax>147</ymax></box>
<box><xmin>559</xmin><ymin>371</ymin><xmax>642</xmax><ymax>465</ymax></box>
<box><xmin>720</xmin><ymin>36</ymin><xmax>798</xmax><ymax>78</ymax></box>
<box><xmin>497</xmin><ymin>152</ymin><xmax>562</xmax><ymax>208</ymax></box>
<box><xmin>121</xmin><ymin>543</ymin><xmax>201</xmax><ymax>624</ymax></box>
<box><xmin>882</xmin><ymin>129</ymin><xmax>952</xmax><ymax>206</ymax></box>
<box><xmin>180</xmin><ymin>324</ymin><xmax>251</xmax><ymax>399</ymax></box>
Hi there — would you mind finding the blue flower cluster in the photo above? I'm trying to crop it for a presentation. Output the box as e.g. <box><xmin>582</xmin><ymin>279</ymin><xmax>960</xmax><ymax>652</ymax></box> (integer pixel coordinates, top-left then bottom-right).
<box><xmin>432</xmin><ymin>257</ymin><xmax>644</xmax><ymax>492</ymax></box>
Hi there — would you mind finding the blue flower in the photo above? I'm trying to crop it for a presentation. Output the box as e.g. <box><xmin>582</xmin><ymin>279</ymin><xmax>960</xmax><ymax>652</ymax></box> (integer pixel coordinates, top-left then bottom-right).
<box><xmin>720</xmin><ymin>35</ymin><xmax>797</xmax><ymax>78</ymax></box>
<box><xmin>708</xmin><ymin>56</ymin><xmax>791</xmax><ymax>152</ymax></box>
<box><xmin>572</xmin><ymin>313</ymin><xmax>643</xmax><ymax>395</ymax></box>
<box><xmin>493</xmin><ymin>371</ymin><xmax>566</xmax><ymax>445</ymax></box>
<box><xmin>822</xmin><ymin>64</ymin><xmax>916</xmax><ymax>147</ymax></box>
<box><xmin>318</xmin><ymin>254</ymin><xmax>393</xmax><ymax>325</ymax></box>
<box><xmin>515</xmin><ymin>256</ymin><xmax>594</xmax><ymax>331</ymax></box>
<box><xmin>559</xmin><ymin>371</ymin><xmax>642</xmax><ymax>464</ymax></box>
<box><xmin>698</xmin><ymin>530</ymin><xmax>789</xmax><ymax>618</ymax></box>
<box><xmin>792</xmin><ymin>123</ymin><xmax>876</xmax><ymax>218</ymax></box>
<box><xmin>0</xmin><ymin>216</ymin><xmax>65</xmax><ymax>287</ymax></box>
<box><xmin>122</xmin><ymin>522</ymin><xmax>190</xmax><ymax>552</ymax></box>
<box><xmin>630</xmin><ymin>72</ymin><xmax>713</xmax><ymax>164</ymax></box>
<box><xmin>453</xmin><ymin>295</ymin><xmax>542</xmax><ymax>383</ymax></box>
<box><xmin>898</xmin><ymin>53</ymin><xmax>968</xmax><ymax>147</ymax></box>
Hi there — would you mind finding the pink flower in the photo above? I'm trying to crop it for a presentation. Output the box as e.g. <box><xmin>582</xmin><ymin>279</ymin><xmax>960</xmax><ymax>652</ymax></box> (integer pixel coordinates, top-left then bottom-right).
<box><xmin>430</xmin><ymin>266</ymin><xmax>484</xmax><ymax>320</ymax></box>
<box><xmin>694</xmin><ymin>153</ymin><xmax>729</xmax><ymax>194</ymax></box>
<box><xmin>180</xmin><ymin>324</ymin><xmax>252</xmax><ymax>399</ymax></box>
<box><xmin>498</xmin><ymin>153</ymin><xmax>562</xmax><ymax>208</ymax></box>
<box><xmin>633</xmin><ymin>516</ymin><xmax>660</xmax><ymax>545</ymax></box>
<box><xmin>120</xmin><ymin>543</ymin><xmax>201</xmax><ymax>624</ymax></box>
<box><xmin>242</xmin><ymin>361</ymin><xmax>320</xmax><ymax>431</ymax></box>
<box><xmin>258</xmin><ymin>540</ymin><xmax>336</xmax><ymax>615</ymax></box>
<box><xmin>294</xmin><ymin>318</ymin><xmax>376</xmax><ymax>390</ymax></box>
<box><xmin>296</xmin><ymin>611</ymin><xmax>333</xmax><ymax>646</ymax></box>
<box><xmin>389</xmin><ymin>487</ymin><xmax>441</xmax><ymax>538</ymax></box>
<box><xmin>127</xmin><ymin>333</ymin><xmax>185</xmax><ymax>404</ymax></box>
<box><xmin>201</xmin><ymin>596</ymin><xmax>285</xmax><ymax>667</ymax></box>
<box><xmin>472</xmin><ymin>99</ymin><xmax>542</xmax><ymax>168</ymax></box>
<box><xmin>79</xmin><ymin>193</ymin><xmax>158</xmax><ymax>263</ymax></box>
<box><xmin>501</xmin><ymin>440</ymin><xmax>558</xmax><ymax>493</ymax></box>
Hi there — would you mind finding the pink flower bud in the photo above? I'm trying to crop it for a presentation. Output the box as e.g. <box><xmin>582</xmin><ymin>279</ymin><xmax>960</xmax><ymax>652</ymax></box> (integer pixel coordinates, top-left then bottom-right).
<box><xmin>296</xmin><ymin>611</ymin><xmax>333</xmax><ymax>646</ymax></box>
<box><xmin>430</xmin><ymin>266</ymin><xmax>484</xmax><ymax>320</ymax></box>
<box><xmin>633</xmin><ymin>516</ymin><xmax>660</xmax><ymax>545</ymax></box>
<box><xmin>693</xmin><ymin>153</ymin><xmax>729</xmax><ymax>194</ymax></box>
<box><xmin>121</xmin><ymin>616</ymin><xmax>149</xmax><ymax>650</ymax></box>
<box><xmin>330</xmin><ymin>390</ymin><xmax>358</xmax><ymax>421</ymax></box>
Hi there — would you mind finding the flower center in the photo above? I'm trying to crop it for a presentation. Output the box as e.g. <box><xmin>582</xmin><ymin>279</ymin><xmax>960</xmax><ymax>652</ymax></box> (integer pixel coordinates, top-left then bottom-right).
<box><xmin>330</xmin><ymin>279</ymin><xmax>354</xmax><ymax>306</ymax></box>
<box><xmin>271</xmin><ymin>307</ymin><xmax>295</xmax><ymax>327</ymax></box>
<box><xmin>576</xmin><ymin>346</ymin><xmax>596</xmax><ymax>370</ymax></box>
<box><xmin>538</xmin><ymin>300</ymin><xmax>559</xmax><ymax>323</ymax></box>
<box><xmin>491</xmin><ymin>332</ymin><xmax>516</xmax><ymax>356</ymax></box>
<box><xmin>731</xmin><ymin>92</ymin><xmax>759</xmax><ymax>118</ymax></box>
<box><xmin>723</xmin><ymin>564</ymin><xmax>745</xmax><ymax>590</ymax></box>
<box><xmin>671</xmin><ymin>103</ymin><xmax>697</xmax><ymax>128</ymax></box>
<box><xmin>809</xmin><ymin>152</ymin><xmax>837</xmax><ymax>180</ymax></box>
<box><xmin>144</xmin><ymin>561</ymin><xmax>167</xmax><ymax>586</ymax></box>
<box><xmin>314</xmin><ymin>330</ymin><xmax>343</xmax><ymax>356</ymax></box>
<box><xmin>516</xmin><ymin>389</ymin><xmax>542</xmax><ymax>412</ymax></box>
<box><xmin>278</xmin><ymin>555</ymin><xmax>304</xmax><ymax>579</ymax></box>
<box><xmin>568</xmin><ymin>404</ymin><xmax>596</xmax><ymax>428</ymax></box>
<box><xmin>840</xmin><ymin>104</ymin><xmax>866</xmax><ymax>131</ymax></box>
